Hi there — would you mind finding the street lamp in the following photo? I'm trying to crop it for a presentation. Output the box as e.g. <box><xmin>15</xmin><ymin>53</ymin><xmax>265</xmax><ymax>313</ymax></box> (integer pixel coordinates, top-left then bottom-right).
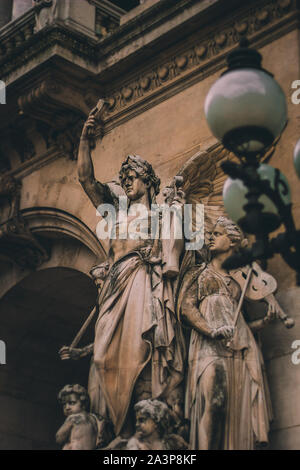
<box><xmin>204</xmin><ymin>38</ymin><xmax>300</xmax><ymax>283</ymax></box>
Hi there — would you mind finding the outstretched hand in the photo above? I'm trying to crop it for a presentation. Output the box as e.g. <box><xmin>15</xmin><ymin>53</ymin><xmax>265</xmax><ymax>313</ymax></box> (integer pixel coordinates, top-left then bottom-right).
<box><xmin>211</xmin><ymin>325</ymin><xmax>235</xmax><ymax>340</ymax></box>
<box><xmin>59</xmin><ymin>346</ymin><xmax>84</xmax><ymax>361</ymax></box>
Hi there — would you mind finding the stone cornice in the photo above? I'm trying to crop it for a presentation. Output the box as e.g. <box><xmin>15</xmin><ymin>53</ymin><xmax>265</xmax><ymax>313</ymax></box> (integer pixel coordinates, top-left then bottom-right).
<box><xmin>100</xmin><ymin>0</ymin><xmax>299</xmax><ymax>130</ymax></box>
<box><xmin>0</xmin><ymin>0</ymin><xmax>299</xmax><ymax>141</ymax></box>
<box><xmin>1</xmin><ymin>24</ymin><xmax>99</xmax><ymax>84</ymax></box>
<box><xmin>1</xmin><ymin>0</ymin><xmax>298</xmax><ymax>84</ymax></box>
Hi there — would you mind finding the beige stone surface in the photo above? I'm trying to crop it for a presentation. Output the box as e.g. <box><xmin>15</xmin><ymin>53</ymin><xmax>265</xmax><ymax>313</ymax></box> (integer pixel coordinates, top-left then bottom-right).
<box><xmin>63</xmin><ymin>0</ymin><xmax>96</xmax><ymax>37</ymax></box>
<box><xmin>266</xmin><ymin>352</ymin><xmax>300</xmax><ymax>430</ymax></box>
<box><xmin>261</xmin><ymin>288</ymin><xmax>300</xmax><ymax>360</ymax></box>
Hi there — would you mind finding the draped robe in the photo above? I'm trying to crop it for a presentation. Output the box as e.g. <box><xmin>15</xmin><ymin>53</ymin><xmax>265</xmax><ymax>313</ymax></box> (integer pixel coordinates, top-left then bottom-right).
<box><xmin>179</xmin><ymin>264</ymin><xmax>272</xmax><ymax>450</ymax></box>
<box><xmin>92</xmin><ymin>247</ymin><xmax>185</xmax><ymax>435</ymax></box>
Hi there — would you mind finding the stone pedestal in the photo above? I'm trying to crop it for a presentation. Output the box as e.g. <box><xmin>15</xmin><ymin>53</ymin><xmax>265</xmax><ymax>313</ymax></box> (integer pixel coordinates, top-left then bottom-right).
<box><xmin>0</xmin><ymin>0</ymin><xmax>13</xmax><ymax>28</ymax></box>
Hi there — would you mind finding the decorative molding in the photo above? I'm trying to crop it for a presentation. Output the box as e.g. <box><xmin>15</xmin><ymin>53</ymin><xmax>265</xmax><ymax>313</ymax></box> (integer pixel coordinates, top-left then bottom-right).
<box><xmin>0</xmin><ymin>0</ymin><xmax>298</xmax><ymax>139</ymax></box>
<box><xmin>0</xmin><ymin>23</ymin><xmax>98</xmax><ymax>81</ymax></box>
<box><xmin>21</xmin><ymin>207</ymin><xmax>106</xmax><ymax>259</ymax></box>
<box><xmin>4</xmin><ymin>147</ymin><xmax>63</xmax><ymax>179</ymax></box>
<box><xmin>0</xmin><ymin>204</ymin><xmax>106</xmax><ymax>270</ymax></box>
<box><xmin>0</xmin><ymin>11</ymin><xmax>36</xmax><ymax>69</ymax></box>
<box><xmin>101</xmin><ymin>0</ymin><xmax>297</xmax><ymax>127</ymax></box>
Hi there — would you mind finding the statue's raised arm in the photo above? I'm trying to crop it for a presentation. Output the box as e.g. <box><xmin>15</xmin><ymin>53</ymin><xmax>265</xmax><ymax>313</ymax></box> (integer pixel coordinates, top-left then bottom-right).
<box><xmin>78</xmin><ymin>100</ymin><xmax>114</xmax><ymax>208</ymax></box>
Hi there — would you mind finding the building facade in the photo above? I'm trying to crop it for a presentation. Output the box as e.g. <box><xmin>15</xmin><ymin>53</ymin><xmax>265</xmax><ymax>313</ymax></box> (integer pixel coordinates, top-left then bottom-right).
<box><xmin>0</xmin><ymin>0</ymin><xmax>299</xmax><ymax>449</ymax></box>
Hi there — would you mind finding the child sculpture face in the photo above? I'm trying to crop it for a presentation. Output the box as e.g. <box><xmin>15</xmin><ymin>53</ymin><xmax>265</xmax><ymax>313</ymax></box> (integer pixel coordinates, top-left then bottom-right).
<box><xmin>135</xmin><ymin>411</ymin><xmax>158</xmax><ymax>440</ymax></box>
<box><xmin>63</xmin><ymin>393</ymin><xmax>83</xmax><ymax>417</ymax></box>
<box><xmin>208</xmin><ymin>224</ymin><xmax>234</xmax><ymax>254</ymax></box>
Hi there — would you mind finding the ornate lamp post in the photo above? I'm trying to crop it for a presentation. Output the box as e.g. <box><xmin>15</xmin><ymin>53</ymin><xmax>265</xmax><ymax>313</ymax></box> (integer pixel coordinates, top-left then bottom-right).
<box><xmin>204</xmin><ymin>38</ymin><xmax>300</xmax><ymax>283</ymax></box>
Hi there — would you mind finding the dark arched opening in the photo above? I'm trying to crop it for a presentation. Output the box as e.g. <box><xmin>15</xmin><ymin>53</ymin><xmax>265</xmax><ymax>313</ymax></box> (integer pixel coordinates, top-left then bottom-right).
<box><xmin>0</xmin><ymin>267</ymin><xmax>97</xmax><ymax>449</ymax></box>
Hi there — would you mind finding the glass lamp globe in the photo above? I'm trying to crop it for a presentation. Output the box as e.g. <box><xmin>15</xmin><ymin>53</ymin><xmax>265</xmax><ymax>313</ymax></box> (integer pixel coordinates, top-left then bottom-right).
<box><xmin>205</xmin><ymin>41</ymin><xmax>287</xmax><ymax>159</ymax></box>
<box><xmin>223</xmin><ymin>164</ymin><xmax>291</xmax><ymax>234</ymax></box>
<box><xmin>294</xmin><ymin>139</ymin><xmax>300</xmax><ymax>178</ymax></box>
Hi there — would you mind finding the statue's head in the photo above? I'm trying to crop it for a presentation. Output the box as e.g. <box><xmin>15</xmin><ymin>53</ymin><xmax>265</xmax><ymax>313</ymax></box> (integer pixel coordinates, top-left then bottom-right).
<box><xmin>58</xmin><ymin>384</ymin><xmax>89</xmax><ymax>417</ymax></box>
<box><xmin>208</xmin><ymin>216</ymin><xmax>246</xmax><ymax>256</ymax></box>
<box><xmin>134</xmin><ymin>399</ymin><xmax>170</xmax><ymax>439</ymax></box>
<box><xmin>119</xmin><ymin>155</ymin><xmax>160</xmax><ymax>203</ymax></box>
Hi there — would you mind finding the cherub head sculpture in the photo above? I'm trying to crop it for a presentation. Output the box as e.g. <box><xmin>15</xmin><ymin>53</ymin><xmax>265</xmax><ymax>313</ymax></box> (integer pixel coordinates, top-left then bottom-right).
<box><xmin>58</xmin><ymin>384</ymin><xmax>90</xmax><ymax>417</ymax></box>
<box><xmin>134</xmin><ymin>399</ymin><xmax>171</xmax><ymax>439</ymax></box>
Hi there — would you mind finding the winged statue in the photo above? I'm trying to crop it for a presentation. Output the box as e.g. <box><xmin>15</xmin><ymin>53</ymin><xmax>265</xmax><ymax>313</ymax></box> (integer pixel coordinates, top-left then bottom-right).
<box><xmin>58</xmin><ymin>100</ymin><xmax>293</xmax><ymax>450</ymax></box>
<box><xmin>172</xmin><ymin>138</ymin><xmax>293</xmax><ymax>450</ymax></box>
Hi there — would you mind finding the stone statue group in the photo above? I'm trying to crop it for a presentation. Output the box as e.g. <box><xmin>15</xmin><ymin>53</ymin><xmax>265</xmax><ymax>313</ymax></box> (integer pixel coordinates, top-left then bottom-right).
<box><xmin>57</xmin><ymin>101</ymin><xmax>292</xmax><ymax>450</ymax></box>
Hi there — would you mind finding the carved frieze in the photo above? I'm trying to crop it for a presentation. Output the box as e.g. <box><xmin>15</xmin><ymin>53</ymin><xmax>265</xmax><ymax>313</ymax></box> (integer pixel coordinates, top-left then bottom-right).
<box><xmin>102</xmin><ymin>0</ymin><xmax>295</xmax><ymax>123</ymax></box>
<box><xmin>0</xmin><ymin>22</ymin><xmax>98</xmax><ymax>80</ymax></box>
<box><xmin>0</xmin><ymin>0</ymin><xmax>297</xmax><ymax>140</ymax></box>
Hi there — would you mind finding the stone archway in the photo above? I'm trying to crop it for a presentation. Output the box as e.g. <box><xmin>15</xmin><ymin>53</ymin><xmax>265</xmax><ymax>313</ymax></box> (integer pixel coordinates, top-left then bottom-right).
<box><xmin>0</xmin><ymin>207</ymin><xmax>106</xmax><ymax>299</ymax></box>
<box><xmin>0</xmin><ymin>208</ymin><xmax>106</xmax><ymax>449</ymax></box>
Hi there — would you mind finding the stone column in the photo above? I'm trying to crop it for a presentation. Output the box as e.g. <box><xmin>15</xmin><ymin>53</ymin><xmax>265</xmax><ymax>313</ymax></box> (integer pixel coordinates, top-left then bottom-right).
<box><xmin>0</xmin><ymin>0</ymin><xmax>13</xmax><ymax>28</ymax></box>
<box><xmin>12</xmin><ymin>0</ymin><xmax>32</xmax><ymax>19</ymax></box>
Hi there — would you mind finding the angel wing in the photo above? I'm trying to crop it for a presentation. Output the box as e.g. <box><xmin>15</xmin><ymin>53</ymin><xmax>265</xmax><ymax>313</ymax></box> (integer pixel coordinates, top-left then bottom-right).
<box><xmin>169</xmin><ymin>136</ymin><xmax>281</xmax><ymax>235</ymax></box>
<box><xmin>177</xmin><ymin>142</ymin><xmax>235</xmax><ymax>232</ymax></box>
<box><xmin>169</xmin><ymin>138</ymin><xmax>281</xmax><ymax>302</ymax></box>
